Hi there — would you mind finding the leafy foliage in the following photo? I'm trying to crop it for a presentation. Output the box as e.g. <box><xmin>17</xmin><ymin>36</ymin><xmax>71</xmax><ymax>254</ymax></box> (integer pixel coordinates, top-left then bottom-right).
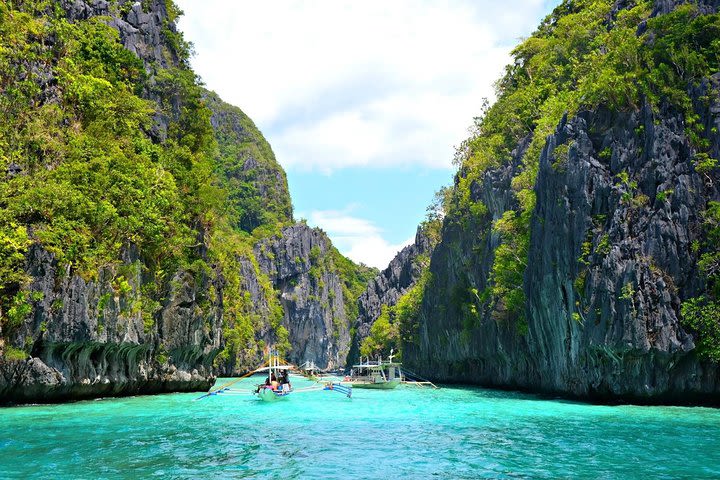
<box><xmin>487</xmin><ymin>190</ymin><xmax>535</xmax><ymax>325</ymax></box>
<box><xmin>0</xmin><ymin>0</ymin><xmax>298</xmax><ymax>364</ymax></box>
<box><xmin>360</xmin><ymin>268</ymin><xmax>430</xmax><ymax>359</ymax></box>
<box><xmin>360</xmin><ymin>305</ymin><xmax>398</xmax><ymax>359</ymax></box>
<box><xmin>682</xmin><ymin>202</ymin><xmax>720</xmax><ymax>361</ymax></box>
<box><xmin>2</xmin><ymin>345</ymin><xmax>27</xmax><ymax>361</ymax></box>
<box><xmin>329</xmin><ymin>246</ymin><xmax>378</xmax><ymax>322</ymax></box>
<box><xmin>444</xmin><ymin>0</ymin><xmax>720</xmax><ymax>331</ymax></box>
<box><xmin>395</xmin><ymin>270</ymin><xmax>429</xmax><ymax>346</ymax></box>
<box><xmin>681</xmin><ymin>297</ymin><xmax>720</xmax><ymax>361</ymax></box>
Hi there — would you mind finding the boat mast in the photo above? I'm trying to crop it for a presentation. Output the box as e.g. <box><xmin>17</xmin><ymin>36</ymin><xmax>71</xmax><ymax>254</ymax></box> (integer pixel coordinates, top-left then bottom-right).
<box><xmin>389</xmin><ymin>349</ymin><xmax>395</xmax><ymax>380</ymax></box>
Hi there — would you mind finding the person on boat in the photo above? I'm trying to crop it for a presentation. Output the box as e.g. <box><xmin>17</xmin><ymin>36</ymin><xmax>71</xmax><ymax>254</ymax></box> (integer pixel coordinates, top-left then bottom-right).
<box><xmin>278</xmin><ymin>369</ymin><xmax>291</xmax><ymax>392</ymax></box>
<box><xmin>261</xmin><ymin>372</ymin><xmax>274</xmax><ymax>390</ymax></box>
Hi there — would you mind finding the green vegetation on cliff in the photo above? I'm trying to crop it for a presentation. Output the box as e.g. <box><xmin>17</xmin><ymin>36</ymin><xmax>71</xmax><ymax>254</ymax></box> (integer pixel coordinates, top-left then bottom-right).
<box><xmin>0</xmin><ymin>0</ymin><xmax>270</xmax><ymax>359</ymax></box>
<box><xmin>443</xmin><ymin>0</ymin><xmax>720</xmax><ymax>335</ymax></box>
<box><xmin>681</xmin><ymin>202</ymin><xmax>720</xmax><ymax>361</ymax></box>
<box><xmin>360</xmin><ymin>268</ymin><xmax>429</xmax><ymax>360</ymax></box>
<box><xmin>0</xmin><ymin>3</ymin><xmax>215</xmax><ymax>329</ymax></box>
<box><xmin>329</xmin><ymin>246</ymin><xmax>378</xmax><ymax>322</ymax></box>
<box><xmin>0</xmin><ymin>0</ymin><xmax>374</xmax><ymax>371</ymax></box>
<box><xmin>357</xmin><ymin>213</ymin><xmax>440</xmax><ymax>361</ymax></box>
<box><xmin>0</xmin><ymin>8</ymin><xmax>173</xmax><ymax>275</ymax></box>
<box><xmin>202</xmin><ymin>90</ymin><xmax>293</xmax><ymax>235</ymax></box>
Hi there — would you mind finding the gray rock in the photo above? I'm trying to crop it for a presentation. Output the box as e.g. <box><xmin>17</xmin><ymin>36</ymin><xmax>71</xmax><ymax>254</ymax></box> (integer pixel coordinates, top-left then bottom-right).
<box><xmin>0</xmin><ymin>1</ymin><xmax>354</xmax><ymax>403</ymax></box>
<box><xmin>256</xmin><ymin>224</ymin><xmax>351</xmax><ymax>370</ymax></box>
<box><xmin>651</xmin><ymin>0</ymin><xmax>720</xmax><ymax>15</ymax></box>
<box><xmin>0</xmin><ymin>243</ymin><xmax>219</xmax><ymax>403</ymax></box>
<box><xmin>6</xmin><ymin>162</ymin><xmax>22</xmax><ymax>177</ymax></box>
<box><xmin>405</xmin><ymin>84</ymin><xmax>720</xmax><ymax>403</ymax></box>
<box><xmin>61</xmin><ymin>0</ymin><xmax>174</xmax><ymax>68</ymax></box>
<box><xmin>346</xmin><ymin>227</ymin><xmax>433</xmax><ymax>367</ymax></box>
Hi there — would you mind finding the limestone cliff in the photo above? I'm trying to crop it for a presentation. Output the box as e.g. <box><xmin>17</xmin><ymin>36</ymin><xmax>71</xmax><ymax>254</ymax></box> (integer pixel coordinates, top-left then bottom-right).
<box><xmin>0</xmin><ymin>0</ymin><xmax>370</xmax><ymax>403</ymax></box>
<box><xmin>255</xmin><ymin>225</ymin><xmax>348</xmax><ymax>369</ymax></box>
<box><xmin>404</xmin><ymin>0</ymin><xmax>720</xmax><ymax>404</ymax></box>
<box><xmin>61</xmin><ymin>0</ymin><xmax>177</xmax><ymax>67</ymax></box>
<box><xmin>0</xmin><ymin>245</ymin><xmax>219</xmax><ymax>402</ymax></box>
<box><xmin>0</xmin><ymin>0</ymin><xmax>226</xmax><ymax>403</ymax></box>
<box><xmin>346</xmin><ymin>227</ymin><xmax>433</xmax><ymax>367</ymax></box>
<box><xmin>204</xmin><ymin>90</ymin><xmax>293</xmax><ymax>232</ymax></box>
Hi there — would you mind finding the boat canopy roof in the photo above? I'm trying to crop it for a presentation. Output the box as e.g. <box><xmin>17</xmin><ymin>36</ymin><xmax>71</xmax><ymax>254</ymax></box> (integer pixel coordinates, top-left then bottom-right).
<box><xmin>254</xmin><ymin>365</ymin><xmax>295</xmax><ymax>372</ymax></box>
<box><xmin>352</xmin><ymin>362</ymin><xmax>401</xmax><ymax>368</ymax></box>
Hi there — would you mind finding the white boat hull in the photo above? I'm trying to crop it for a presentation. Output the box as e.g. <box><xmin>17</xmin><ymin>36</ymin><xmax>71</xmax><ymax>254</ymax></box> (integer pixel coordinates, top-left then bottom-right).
<box><xmin>343</xmin><ymin>379</ymin><xmax>401</xmax><ymax>389</ymax></box>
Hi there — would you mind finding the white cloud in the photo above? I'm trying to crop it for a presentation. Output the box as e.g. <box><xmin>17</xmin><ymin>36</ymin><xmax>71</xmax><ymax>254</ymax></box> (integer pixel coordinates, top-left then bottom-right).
<box><xmin>303</xmin><ymin>209</ymin><xmax>413</xmax><ymax>269</ymax></box>
<box><xmin>176</xmin><ymin>0</ymin><xmax>555</xmax><ymax>173</ymax></box>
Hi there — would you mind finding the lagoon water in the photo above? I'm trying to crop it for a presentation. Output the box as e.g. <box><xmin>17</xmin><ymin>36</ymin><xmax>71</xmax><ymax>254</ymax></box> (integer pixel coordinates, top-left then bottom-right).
<box><xmin>1</xmin><ymin>377</ymin><xmax>719</xmax><ymax>479</ymax></box>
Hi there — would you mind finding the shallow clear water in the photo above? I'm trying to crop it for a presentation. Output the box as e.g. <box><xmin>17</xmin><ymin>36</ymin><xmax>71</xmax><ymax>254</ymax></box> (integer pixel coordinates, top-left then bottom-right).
<box><xmin>1</xmin><ymin>377</ymin><xmax>719</xmax><ymax>479</ymax></box>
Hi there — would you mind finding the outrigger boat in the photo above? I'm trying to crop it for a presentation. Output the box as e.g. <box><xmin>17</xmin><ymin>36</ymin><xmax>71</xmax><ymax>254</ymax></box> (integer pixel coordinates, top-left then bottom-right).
<box><xmin>342</xmin><ymin>350</ymin><xmax>440</xmax><ymax>390</ymax></box>
<box><xmin>343</xmin><ymin>353</ymin><xmax>402</xmax><ymax>390</ymax></box>
<box><xmin>194</xmin><ymin>348</ymin><xmax>352</xmax><ymax>402</ymax></box>
<box><xmin>253</xmin><ymin>349</ymin><xmax>295</xmax><ymax>401</ymax></box>
<box><xmin>298</xmin><ymin>360</ymin><xmax>320</xmax><ymax>382</ymax></box>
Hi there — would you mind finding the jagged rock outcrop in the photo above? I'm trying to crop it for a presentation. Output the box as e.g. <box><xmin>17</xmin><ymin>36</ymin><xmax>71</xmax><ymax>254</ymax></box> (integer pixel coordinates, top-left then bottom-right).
<box><xmin>405</xmin><ymin>76</ymin><xmax>720</xmax><ymax>403</ymax></box>
<box><xmin>0</xmin><ymin>0</ymin><xmax>363</xmax><ymax>403</ymax></box>
<box><xmin>403</xmin><ymin>138</ymin><xmax>530</xmax><ymax>389</ymax></box>
<box><xmin>346</xmin><ymin>228</ymin><xmax>432</xmax><ymax>366</ymax></box>
<box><xmin>256</xmin><ymin>224</ymin><xmax>351</xmax><ymax>369</ymax></box>
<box><xmin>193</xmin><ymin>87</ymin><xmax>361</xmax><ymax>370</ymax></box>
<box><xmin>0</xmin><ymin>0</ymin><xmax>225</xmax><ymax>404</ymax></box>
<box><xmin>524</xmin><ymin>83</ymin><xmax>720</xmax><ymax>401</ymax></box>
<box><xmin>652</xmin><ymin>0</ymin><xmax>720</xmax><ymax>15</ymax></box>
<box><xmin>0</xmin><ymin>244</ymin><xmax>218</xmax><ymax>403</ymax></box>
<box><xmin>61</xmin><ymin>0</ymin><xmax>179</xmax><ymax>68</ymax></box>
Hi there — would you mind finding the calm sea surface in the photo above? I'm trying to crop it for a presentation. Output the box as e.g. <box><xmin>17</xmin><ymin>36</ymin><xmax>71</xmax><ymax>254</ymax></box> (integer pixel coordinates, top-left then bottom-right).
<box><xmin>1</xmin><ymin>377</ymin><xmax>719</xmax><ymax>479</ymax></box>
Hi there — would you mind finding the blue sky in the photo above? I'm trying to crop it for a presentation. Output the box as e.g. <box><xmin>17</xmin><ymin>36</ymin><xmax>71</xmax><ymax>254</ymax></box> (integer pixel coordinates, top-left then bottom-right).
<box><xmin>176</xmin><ymin>0</ymin><xmax>558</xmax><ymax>268</ymax></box>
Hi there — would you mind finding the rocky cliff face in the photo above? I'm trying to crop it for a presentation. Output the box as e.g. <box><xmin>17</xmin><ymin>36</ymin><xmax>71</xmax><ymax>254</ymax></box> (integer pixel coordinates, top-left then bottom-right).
<box><xmin>61</xmin><ymin>0</ymin><xmax>184</xmax><ymax>141</ymax></box>
<box><xmin>0</xmin><ymin>245</ymin><xmax>218</xmax><ymax>403</ymax></box>
<box><xmin>0</xmin><ymin>0</ymin><xmax>365</xmax><ymax>403</ymax></box>
<box><xmin>256</xmin><ymin>225</ymin><xmax>352</xmax><ymax>369</ymax></box>
<box><xmin>405</xmin><ymin>72</ymin><xmax>720</xmax><ymax>403</ymax></box>
<box><xmin>61</xmin><ymin>0</ymin><xmax>177</xmax><ymax>68</ymax></box>
<box><xmin>204</xmin><ymin>91</ymin><xmax>356</xmax><ymax>371</ymax></box>
<box><xmin>2</xmin><ymin>223</ymin><xmax>351</xmax><ymax>402</ymax></box>
<box><xmin>0</xmin><ymin>0</ymin><xmax>223</xmax><ymax>404</ymax></box>
<box><xmin>403</xmin><ymin>138</ymin><xmax>531</xmax><ymax>390</ymax></box>
<box><xmin>652</xmin><ymin>0</ymin><xmax>720</xmax><ymax>15</ymax></box>
<box><xmin>346</xmin><ymin>228</ymin><xmax>432</xmax><ymax>366</ymax></box>
<box><xmin>524</xmin><ymin>80</ymin><xmax>720</xmax><ymax>401</ymax></box>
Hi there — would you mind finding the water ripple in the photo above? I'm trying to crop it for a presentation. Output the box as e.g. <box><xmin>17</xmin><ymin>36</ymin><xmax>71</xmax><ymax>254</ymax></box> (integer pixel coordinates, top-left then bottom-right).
<box><xmin>1</xmin><ymin>380</ymin><xmax>719</xmax><ymax>479</ymax></box>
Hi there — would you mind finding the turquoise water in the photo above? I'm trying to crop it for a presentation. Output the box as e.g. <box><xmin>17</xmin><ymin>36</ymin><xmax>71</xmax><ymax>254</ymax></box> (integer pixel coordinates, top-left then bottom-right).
<box><xmin>1</xmin><ymin>377</ymin><xmax>720</xmax><ymax>479</ymax></box>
